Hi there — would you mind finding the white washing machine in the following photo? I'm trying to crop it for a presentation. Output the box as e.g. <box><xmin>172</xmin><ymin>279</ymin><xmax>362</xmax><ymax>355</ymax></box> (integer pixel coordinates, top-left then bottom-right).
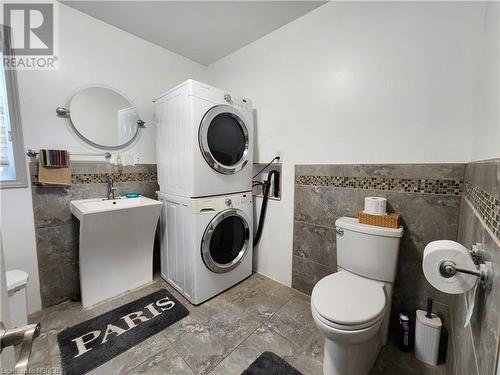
<box><xmin>155</xmin><ymin>79</ymin><xmax>253</xmax><ymax>198</ymax></box>
<box><xmin>157</xmin><ymin>191</ymin><xmax>253</xmax><ymax>305</ymax></box>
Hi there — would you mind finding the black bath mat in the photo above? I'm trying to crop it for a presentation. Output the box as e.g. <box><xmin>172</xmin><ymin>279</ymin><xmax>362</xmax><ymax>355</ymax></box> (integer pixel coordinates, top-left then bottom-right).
<box><xmin>57</xmin><ymin>289</ymin><xmax>189</xmax><ymax>375</ymax></box>
<box><xmin>241</xmin><ymin>352</ymin><xmax>303</xmax><ymax>375</ymax></box>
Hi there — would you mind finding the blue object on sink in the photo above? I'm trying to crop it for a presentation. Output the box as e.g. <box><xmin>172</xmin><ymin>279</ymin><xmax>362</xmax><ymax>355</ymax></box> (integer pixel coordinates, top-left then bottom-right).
<box><xmin>125</xmin><ymin>193</ymin><xmax>140</xmax><ymax>198</ymax></box>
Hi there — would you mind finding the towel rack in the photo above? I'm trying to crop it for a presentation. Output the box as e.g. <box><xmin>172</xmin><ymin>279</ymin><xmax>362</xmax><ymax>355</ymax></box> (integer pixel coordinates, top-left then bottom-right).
<box><xmin>26</xmin><ymin>149</ymin><xmax>112</xmax><ymax>160</ymax></box>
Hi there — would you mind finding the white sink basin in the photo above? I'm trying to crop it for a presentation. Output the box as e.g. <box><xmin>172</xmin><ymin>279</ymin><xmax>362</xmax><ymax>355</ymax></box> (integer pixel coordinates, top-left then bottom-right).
<box><xmin>71</xmin><ymin>196</ymin><xmax>162</xmax><ymax>220</ymax></box>
<box><xmin>70</xmin><ymin>196</ymin><xmax>163</xmax><ymax>308</ymax></box>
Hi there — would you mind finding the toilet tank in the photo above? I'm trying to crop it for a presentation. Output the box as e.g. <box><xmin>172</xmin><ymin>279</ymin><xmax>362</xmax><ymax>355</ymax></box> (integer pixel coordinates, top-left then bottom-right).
<box><xmin>336</xmin><ymin>217</ymin><xmax>403</xmax><ymax>282</ymax></box>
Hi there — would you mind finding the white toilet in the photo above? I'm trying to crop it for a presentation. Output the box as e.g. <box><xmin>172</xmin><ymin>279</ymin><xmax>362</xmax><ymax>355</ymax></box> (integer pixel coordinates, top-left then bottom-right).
<box><xmin>6</xmin><ymin>269</ymin><xmax>29</xmax><ymax>328</ymax></box>
<box><xmin>311</xmin><ymin>217</ymin><xmax>403</xmax><ymax>375</ymax></box>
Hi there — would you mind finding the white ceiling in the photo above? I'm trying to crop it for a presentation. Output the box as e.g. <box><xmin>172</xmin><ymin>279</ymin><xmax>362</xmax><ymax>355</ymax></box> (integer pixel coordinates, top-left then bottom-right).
<box><xmin>61</xmin><ymin>1</ymin><xmax>326</xmax><ymax>65</ymax></box>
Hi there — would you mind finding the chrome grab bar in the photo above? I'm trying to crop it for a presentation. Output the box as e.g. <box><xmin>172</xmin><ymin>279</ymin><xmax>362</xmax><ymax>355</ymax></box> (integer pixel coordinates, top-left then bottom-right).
<box><xmin>0</xmin><ymin>322</ymin><xmax>41</xmax><ymax>371</ymax></box>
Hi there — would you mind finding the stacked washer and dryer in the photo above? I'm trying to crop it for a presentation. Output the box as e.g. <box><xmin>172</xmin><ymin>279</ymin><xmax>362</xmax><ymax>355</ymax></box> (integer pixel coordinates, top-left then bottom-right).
<box><xmin>154</xmin><ymin>80</ymin><xmax>254</xmax><ymax>305</ymax></box>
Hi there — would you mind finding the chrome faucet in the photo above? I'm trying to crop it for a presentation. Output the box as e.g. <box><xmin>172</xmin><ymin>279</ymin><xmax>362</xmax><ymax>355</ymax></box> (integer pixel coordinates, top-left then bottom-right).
<box><xmin>107</xmin><ymin>177</ymin><xmax>117</xmax><ymax>200</ymax></box>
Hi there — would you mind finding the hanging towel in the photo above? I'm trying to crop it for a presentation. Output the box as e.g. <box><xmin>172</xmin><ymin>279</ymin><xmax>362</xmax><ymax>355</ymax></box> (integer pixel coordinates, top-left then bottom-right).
<box><xmin>40</xmin><ymin>149</ymin><xmax>70</xmax><ymax>168</ymax></box>
<box><xmin>38</xmin><ymin>149</ymin><xmax>71</xmax><ymax>186</ymax></box>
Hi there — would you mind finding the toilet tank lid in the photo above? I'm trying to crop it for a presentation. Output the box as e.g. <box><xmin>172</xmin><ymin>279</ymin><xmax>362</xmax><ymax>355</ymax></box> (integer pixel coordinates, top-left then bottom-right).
<box><xmin>6</xmin><ymin>270</ymin><xmax>28</xmax><ymax>291</ymax></box>
<box><xmin>335</xmin><ymin>217</ymin><xmax>403</xmax><ymax>238</ymax></box>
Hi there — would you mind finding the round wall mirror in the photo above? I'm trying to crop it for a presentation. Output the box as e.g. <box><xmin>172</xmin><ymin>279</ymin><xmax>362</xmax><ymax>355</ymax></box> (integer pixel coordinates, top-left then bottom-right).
<box><xmin>65</xmin><ymin>87</ymin><xmax>143</xmax><ymax>150</ymax></box>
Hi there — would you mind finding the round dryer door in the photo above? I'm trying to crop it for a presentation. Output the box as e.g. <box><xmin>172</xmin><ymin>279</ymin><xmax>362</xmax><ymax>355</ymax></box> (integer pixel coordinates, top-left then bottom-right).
<box><xmin>199</xmin><ymin>105</ymin><xmax>249</xmax><ymax>175</ymax></box>
<box><xmin>201</xmin><ymin>209</ymin><xmax>250</xmax><ymax>273</ymax></box>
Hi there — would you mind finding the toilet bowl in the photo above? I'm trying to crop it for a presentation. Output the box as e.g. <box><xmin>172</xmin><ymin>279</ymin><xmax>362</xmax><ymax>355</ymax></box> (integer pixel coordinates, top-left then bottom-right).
<box><xmin>311</xmin><ymin>271</ymin><xmax>386</xmax><ymax>375</ymax></box>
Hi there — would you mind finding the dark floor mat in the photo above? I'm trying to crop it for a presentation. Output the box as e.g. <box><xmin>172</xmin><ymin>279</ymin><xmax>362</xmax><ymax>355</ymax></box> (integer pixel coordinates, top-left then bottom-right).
<box><xmin>241</xmin><ymin>351</ymin><xmax>304</xmax><ymax>375</ymax></box>
<box><xmin>58</xmin><ymin>289</ymin><xmax>188</xmax><ymax>375</ymax></box>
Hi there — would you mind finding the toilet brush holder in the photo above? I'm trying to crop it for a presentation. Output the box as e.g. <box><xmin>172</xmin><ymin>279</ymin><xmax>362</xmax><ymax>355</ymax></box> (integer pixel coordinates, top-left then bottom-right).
<box><xmin>415</xmin><ymin>308</ymin><xmax>441</xmax><ymax>365</ymax></box>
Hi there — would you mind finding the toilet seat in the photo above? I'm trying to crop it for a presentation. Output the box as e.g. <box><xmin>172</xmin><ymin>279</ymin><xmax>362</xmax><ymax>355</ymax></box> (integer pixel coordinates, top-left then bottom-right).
<box><xmin>311</xmin><ymin>271</ymin><xmax>386</xmax><ymax>331</ymax></box>
<box><xmin>312</xmin><ymin>303</ymin><xmax>384</xmax><ymax>331</ymax></box>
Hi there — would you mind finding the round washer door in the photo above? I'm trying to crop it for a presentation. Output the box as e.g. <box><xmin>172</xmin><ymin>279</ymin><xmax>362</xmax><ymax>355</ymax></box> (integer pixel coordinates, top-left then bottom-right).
<box><xmin>201</xmin><ymin>209</ymin><xmax>250</xmax><ymax>273</ymax></box>
<box><xmin>199</xmin><ymin>105</ymin><xmax>249</xmax><ymax>175</ymax></box>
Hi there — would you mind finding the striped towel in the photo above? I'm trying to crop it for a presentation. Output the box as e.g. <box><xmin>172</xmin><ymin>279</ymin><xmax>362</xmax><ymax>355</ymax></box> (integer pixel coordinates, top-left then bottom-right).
<box><xmin>39</xmin><ymin>149</ymin><xmax>70</xmax><ymax>168</ymax></box>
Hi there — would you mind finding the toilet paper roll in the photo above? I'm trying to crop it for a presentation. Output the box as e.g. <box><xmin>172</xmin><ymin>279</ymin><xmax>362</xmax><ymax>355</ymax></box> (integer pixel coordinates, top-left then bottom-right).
<box><xmin>364</xmin><ymin>197</ymin><xmax>387</xmax><ymax>215</ymax></box>
<box><xmin>422</xmin><ymin>240</ymin><xmax>477</xmax><ymax>294</ymax></box>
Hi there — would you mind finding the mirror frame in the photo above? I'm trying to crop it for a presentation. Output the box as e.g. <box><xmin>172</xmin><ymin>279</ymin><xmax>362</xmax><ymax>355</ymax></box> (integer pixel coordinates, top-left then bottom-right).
<box><xmin>62</xmin><ymin>85</ymin><xmax>144</xmax><ymax>151</ymax></box>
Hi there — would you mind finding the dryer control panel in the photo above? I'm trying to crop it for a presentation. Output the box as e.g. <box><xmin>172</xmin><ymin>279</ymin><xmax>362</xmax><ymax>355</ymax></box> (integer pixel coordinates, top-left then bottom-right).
<box><xmin>192</xmin><ymin>192</ymin><xmax>252</xmax><ymax>214</ymax></box>
<box><xmin>225</xmin><ymin>94</ymin><xmax>251</xmax><ymax>111</ymax></box>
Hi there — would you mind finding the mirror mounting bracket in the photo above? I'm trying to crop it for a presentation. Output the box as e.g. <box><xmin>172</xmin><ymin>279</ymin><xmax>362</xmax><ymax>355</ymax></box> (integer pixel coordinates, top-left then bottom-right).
<box><xmin>56</xmin><ymin>107</ymin><xmax>145</xmax><ymax>129</ymax></box>
<box><xmin>56</xmin><ymin>106</ymin><xmax>70</xmax><ymax>117</ymax></box>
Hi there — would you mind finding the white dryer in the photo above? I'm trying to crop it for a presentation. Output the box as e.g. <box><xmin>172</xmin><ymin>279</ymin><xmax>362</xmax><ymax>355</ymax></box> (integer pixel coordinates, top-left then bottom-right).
<box><xmin>157</xmin><ymin>191</ymin><xmax>253</xmax><ymax>305</ymax></box>
<box><xmin>155</xmin><ymin>80</ymin><xmax>253</xmax><ymax>198</ymax></box>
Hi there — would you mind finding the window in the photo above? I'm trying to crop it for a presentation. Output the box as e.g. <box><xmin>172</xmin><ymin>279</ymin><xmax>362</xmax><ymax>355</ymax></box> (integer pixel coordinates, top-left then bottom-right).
<box><xmin>0</xmin><ymin>26</ymin><xmax>27</xmax><ymax>188</ymax></box>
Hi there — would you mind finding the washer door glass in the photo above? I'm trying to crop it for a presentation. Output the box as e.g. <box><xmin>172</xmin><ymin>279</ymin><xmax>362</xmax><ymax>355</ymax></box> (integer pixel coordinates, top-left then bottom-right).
<box><xmin>199</xmin><ymin>105</ymin><xmax>249</xmax><ymax>175</ymax></box>
<box><xmin>202</xmin><ymin>209</ymin><xmax>250</xmax><ymax>273</ymax></box>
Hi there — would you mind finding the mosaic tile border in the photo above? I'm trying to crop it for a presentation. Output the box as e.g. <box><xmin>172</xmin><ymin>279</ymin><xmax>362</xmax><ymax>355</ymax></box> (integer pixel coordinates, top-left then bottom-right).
<box><xmin>465</xmin><ymin>182</ymin><xmax>500</xmax><ymax>240</ymax></box>
<box><xmin>295</xmin><ymin>175</ymin><xmax>463</xmax><ymax>195</ymax></box>
<box><xmin>31</xmin><ymin>172</ymin><xmax>157</xmax><ymax>185</ymax></box>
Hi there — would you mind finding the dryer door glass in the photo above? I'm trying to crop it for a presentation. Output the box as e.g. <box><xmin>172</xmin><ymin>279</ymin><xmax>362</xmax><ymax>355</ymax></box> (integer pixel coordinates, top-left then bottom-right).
<box><xmin>199</xmin><ymin>105</ymin><xmax>249</xmax><ymax>175</ymax></box>
<box><xmin>207</xmin><ymin>114</ymin><xmax>246</xmax><ymax>166</ymax></box>
<box><xmin>202</xmin><ymin>209</ymin><xmax>250</xmax><ymax>273</ymax></box>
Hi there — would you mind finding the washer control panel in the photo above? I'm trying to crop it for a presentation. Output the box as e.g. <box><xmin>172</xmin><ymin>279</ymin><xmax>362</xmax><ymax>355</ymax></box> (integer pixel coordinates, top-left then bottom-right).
<box><xmin>193</xmin><ymin>192</ymin><xmax>252</xmax><ymax>213</ymax></box>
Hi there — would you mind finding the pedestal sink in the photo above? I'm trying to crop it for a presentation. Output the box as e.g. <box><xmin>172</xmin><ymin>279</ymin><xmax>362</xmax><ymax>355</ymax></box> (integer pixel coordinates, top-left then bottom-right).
<box><xmin>70</xmin><ymin>197</ymin><xmax>162</xmax><ymax>308</ymax></box>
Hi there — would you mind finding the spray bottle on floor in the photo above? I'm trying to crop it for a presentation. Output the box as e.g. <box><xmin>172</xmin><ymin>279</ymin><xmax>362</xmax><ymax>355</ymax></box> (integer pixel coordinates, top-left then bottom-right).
<box><xmin>399</xmin><ymin>309</ymin><xmax>412</xmax><ymax>352</ymax></box>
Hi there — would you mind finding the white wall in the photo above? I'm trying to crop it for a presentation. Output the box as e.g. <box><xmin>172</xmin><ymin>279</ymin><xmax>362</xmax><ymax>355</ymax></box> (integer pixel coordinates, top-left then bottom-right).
<box><xmin>3</xmin><ymin>3</ymin><xmax>205</xmax><ymax>313</ymax></box>
<box><xmin>18</xmin><ymin>4</ymin><xmax>205</xmax><ymax>163</ymax></box>
<box><xmin>471</xmin><ymin>2</ymin><xmax>500</xmax><ymax>161</ymax></box>
<box><xmin>202</xmin><ymin>2</ymin><xmax>485</xmax><ymax>285</ymax></box>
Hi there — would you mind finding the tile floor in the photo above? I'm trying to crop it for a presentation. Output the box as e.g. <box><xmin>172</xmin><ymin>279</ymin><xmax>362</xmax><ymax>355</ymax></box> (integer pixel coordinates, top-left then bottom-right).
<box><xmin>27</xmin><ymin>273</ymin><xmax>446</xmax><ymax>374</ymax></box>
